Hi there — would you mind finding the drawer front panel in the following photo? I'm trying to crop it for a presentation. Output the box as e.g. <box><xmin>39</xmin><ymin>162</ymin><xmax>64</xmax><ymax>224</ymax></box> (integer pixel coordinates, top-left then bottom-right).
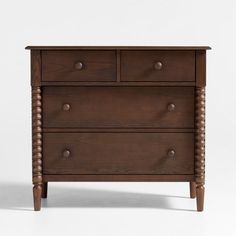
<box><xmin>42</xmin><ymin>50</ymin><xmax>117</xmax><ymax>82</ymax></box>
<box><xmin>43</xmin><ymin>87</ymin><xmax>194</xmax><ymax>128</ymax></box>
<box><xmin>43</xmin><ymin>133</ymin><xmax>194</xmax><ymax>175</ymax></box>
<box><xmin>121</xmin><ymin>51</ymin><xmax>195</xmax><ymax>82</ymax></box>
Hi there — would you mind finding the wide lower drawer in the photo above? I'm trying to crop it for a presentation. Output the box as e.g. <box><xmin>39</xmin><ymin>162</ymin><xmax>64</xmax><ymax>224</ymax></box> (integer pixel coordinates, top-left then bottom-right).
<box><xmin>43</xmin><ymin>133</ymin><xmax>194</xmax><ymax>175</ymax></box>
<box><xmin>43</xmin><ymin>87</ymin><xmax>194</xmax><ymax>128</ymax></box>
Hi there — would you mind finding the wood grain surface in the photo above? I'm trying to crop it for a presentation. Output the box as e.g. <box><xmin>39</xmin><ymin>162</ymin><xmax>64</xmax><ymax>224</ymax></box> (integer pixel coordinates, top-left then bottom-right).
<box><xmin>121</xmin><ymin>51</ymin><xmax>195</xmax><ymax>82</ymax></box>
<box><xmin>42</xmin><ymin>50</ymin><xmax>116</xmax><ymax>82</ymax></box>
<box><xmin>43</xmin><ymin>86</ymin><xmax>194</xmax><ymax>128</ymax></box>
<box><xmin>43</xmin><ymin>132</ymin><xmax>194</xmax><ymax>175</ymax></box>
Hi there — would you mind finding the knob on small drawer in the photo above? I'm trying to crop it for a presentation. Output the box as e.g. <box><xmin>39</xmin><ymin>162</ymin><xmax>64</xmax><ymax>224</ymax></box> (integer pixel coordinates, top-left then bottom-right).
<box><xmin>74</xmin><ymin>61</ymin><xmax>83</xmax><ymax>70</ymax></box>
<box><xmin>167</xmin><ymin>149</ymin><xmax>175</xmax><ymax>158</ymax></box>
<box><xmin>62</xmin><ymin>103</ymin><xmax>71</xmax><ymax>111</ymax></box>
<box><xmin>167</xmin><ymin>103</ymin><xmax>176</xmax><ymax>112</ymax></box>
<box><xmin>62</xmin><ymin>149</ymin><xmax>71</xmax><ymax>158</ymax></box>
<box><xmin>154</xmin><ymin>61</ymin><xmax>163</xmax><ymax>70</ymax></box>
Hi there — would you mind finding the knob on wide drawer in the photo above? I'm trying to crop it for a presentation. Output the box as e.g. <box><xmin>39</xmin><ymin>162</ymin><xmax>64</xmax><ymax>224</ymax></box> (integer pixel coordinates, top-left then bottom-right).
<box><xmin>62</xmin><ymin>149</ymin><xmax>71</xmax><ymax>158</ymax></box>
<box><xmin>167</xmin><ymin>103</ymin><xmax>176</xmax><ymax>112</ymax></box>
<box><xmin>167</xmin><ymin>149</ymin><xmax>175</xmax><ymax>158</ymax></box>
<box><xmin>74</xmin><ymin>61</ymin><xmax>83</xmax><ymax>70</ymax></box>
<box><xmin>62</xmin><ymin>103</ymin><xmax>71</xmax><ymax>111</ymax></box>
<box><xmin>154</xmin><ymin>61</ymin><xmax>163</xmax><ymax>70</ymax></box>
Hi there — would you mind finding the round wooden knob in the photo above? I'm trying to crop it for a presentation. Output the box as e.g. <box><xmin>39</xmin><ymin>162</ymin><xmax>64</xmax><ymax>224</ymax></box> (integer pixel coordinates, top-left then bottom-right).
<box><xmin>63</xmin><ymin>149</ymin><xmax>71</xmax><ymax>158</ymax></box>
<box><xmin>62</xmin><ymin>103</ymin><xmax>71</xmax><ymax>111</ymax></box>
<box><xmin>74</xmin><ymin>61</ymin><xmax>83</xmax><ymax>70</ymax></box>
<box><xmin>167</xmin><ymin>149</ymin><xmax>175</xmax><ymax>158</ymax></box>
<box><xmin>167</xmin><ymin>103</ymin><xmax>176</xmax><ymax>112</ymax></box>
<box><xmin>154</xmin><ymin>61</ymin><xmax>163</xmax><ymax>70</ymax></box>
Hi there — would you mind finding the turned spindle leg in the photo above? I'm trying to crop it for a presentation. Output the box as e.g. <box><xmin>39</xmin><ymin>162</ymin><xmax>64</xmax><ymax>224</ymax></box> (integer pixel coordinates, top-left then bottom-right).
<box><xmin>33</xmin><ymin>185</ymin><xmax>42</xmax><ymax>211</ymax></box>
<box><xmin>196</xmin><ymin>185</ymin><xmax>204</xmax><ymax>211</ymax></box>
<box><xmin>195</xmin><ymin>87</ymin><xmax>205</xmax><ymax>212</ymax></box>
<box><xmin>32</xmin><ymin>86</ymin><xmax>43</xmax><ymax>211</ymax></box>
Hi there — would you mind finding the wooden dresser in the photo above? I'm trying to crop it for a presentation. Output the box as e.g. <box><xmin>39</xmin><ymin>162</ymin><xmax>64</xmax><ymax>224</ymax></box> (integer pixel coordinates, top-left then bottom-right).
<box><xmin>26</xmin><ymin>46</ymin><xmax>210</xmax><ymax>211</ymax></box>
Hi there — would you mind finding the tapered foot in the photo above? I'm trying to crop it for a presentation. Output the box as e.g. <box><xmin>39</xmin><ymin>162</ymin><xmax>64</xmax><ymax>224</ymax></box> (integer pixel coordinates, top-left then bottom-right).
<box><xmin>42</xmin><ymin>182</ymin><xmax>48</xmax><ymax>199</ymax></box>
<box><xmin>196</xmin><ymin>185</ymin><xmax>204</xmax><ymax>212</ymax></box>
<box><xmin>190</xmin><ymin>181</ymin><xmax>196</xmax><ymax>198</ymax></box>
<box><xmin>33</xmin><ymin>185</ymin><xmax>42</xmax><ymax>211</ymax></box>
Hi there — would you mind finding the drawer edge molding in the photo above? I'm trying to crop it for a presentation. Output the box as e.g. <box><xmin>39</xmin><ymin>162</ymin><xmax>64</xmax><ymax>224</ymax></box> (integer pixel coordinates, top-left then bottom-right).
<box><xmin>41</xmin><ymin>81</ymin><xmax>196</xmax><ymax>86</ymax></box>
<box><xmin>43</xmin><ymin>174</ymin><xmax>195</xmax><ymax>182</ymax></box>
<box><xmin>42</xmin><ymin>128</ymin><xmax>195</xmax><ymax>133</ymax></box>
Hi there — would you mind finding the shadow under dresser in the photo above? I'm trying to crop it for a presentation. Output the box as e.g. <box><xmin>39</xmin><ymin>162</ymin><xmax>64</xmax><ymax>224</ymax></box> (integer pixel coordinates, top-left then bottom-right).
<box><xmin>26</xmin><ymin>46</ymin><xmax>210</xmax><ymax>211</ymax></box>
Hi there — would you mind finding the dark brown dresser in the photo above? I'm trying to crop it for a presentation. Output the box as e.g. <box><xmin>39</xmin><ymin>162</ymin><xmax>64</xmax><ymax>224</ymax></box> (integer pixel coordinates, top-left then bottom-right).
<box><xmin>26</xmin><ymin>46</ymin><xmax>210</xmax><ymax>211</ymax></box>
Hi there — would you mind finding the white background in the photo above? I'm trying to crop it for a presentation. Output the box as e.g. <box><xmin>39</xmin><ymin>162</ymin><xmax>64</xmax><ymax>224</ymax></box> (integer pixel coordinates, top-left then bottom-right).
<box><xmin>0</xmin><ymin>0</ymin><xmax>236</xmax><ymax>235</ymax></box>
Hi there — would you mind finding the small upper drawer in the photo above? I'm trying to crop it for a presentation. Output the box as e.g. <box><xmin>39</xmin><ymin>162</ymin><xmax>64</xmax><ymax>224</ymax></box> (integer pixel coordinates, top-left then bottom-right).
<box><xmin>121</xmin><ymin>51</ymin><xmax>195</xmax><ymax>82</ymax></box>
<box><xmin>42</xmin><ymin>50</ymin><xmax>116</xmax><ymax>82</ymax></box>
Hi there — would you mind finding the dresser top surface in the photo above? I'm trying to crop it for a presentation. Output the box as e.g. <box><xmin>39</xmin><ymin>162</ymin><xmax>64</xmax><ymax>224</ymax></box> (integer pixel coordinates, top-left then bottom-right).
<box><xmin>25</xmin><ymin>46</ymin><xmax>211</xmax><ymax>50</ymax></box>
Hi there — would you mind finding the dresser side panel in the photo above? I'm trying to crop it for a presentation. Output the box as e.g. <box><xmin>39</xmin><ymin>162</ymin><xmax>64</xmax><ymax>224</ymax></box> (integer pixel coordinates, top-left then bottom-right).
<box><xmin>196</xmin><ymin>50</ymin><xmax>206</xmax><ymax>87</ymax></box>
<box><xmin>31</xmin><ymin>50</ymin><xmax>42</xmax><ymax>86</ymax></box>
